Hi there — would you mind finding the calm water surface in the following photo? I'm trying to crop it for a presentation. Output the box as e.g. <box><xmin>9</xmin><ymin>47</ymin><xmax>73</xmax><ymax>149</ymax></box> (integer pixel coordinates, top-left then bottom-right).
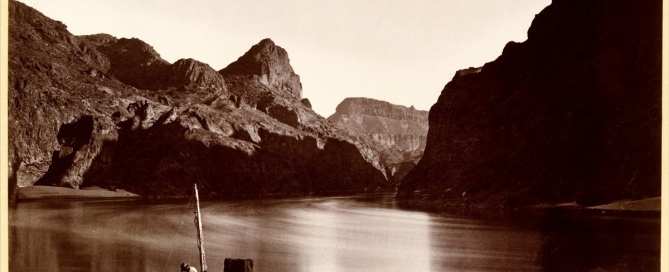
<box><xmin>10</xmin><ymin>194</ymin><xmax>660</xmax><ymax>272</ymax></box>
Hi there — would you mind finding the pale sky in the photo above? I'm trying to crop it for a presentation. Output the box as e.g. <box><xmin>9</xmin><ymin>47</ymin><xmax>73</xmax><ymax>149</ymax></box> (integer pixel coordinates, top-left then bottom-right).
<box><xmin>19</xmin><ymin>0</ymin><xmax>551</xmax><ymax>116</ymax></box>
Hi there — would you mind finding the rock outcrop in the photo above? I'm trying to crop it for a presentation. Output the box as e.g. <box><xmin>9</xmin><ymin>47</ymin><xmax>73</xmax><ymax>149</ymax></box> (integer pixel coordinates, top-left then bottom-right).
<box><xmin>8</xmin><ymin>0</ymin><xmax>135</xmax><ymax>187</ymax></box>
<box><xmin>80</xmin><ymin>35</ymin><xmax>228</xmax><ymax>100</ymax></box>
<box><xmin>328</xmin><ymin>98</ymin><xmax>428</xmax><ymax>184</ymax></box>
<box><xmin>397</xmin><ymin>0</ymin><xmax>662</xmax><ymax>209</ymax></box>
<box><xmin>8</xmin><ymin>0</ymin><xmax>389</xmax><ymax>197</ymax></box>
<box><xmin>34</xmin><ymin>115</ymin><xmax>117</xmax><ymax>188</ymax></box>
<box><xmin>220</xmin><ymin>39</ymin><xmax>302</xmax><ymax>103</ymax></box>
<box><xmin>218</xmin><ymin>39</ymin><xmax>387</xmax><ymax>175</ymax></box>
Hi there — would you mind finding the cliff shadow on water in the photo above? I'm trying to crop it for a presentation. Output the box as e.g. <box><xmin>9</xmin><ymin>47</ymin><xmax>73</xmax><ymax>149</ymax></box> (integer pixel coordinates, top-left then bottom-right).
<box><xmin>534</xmin><ymin>208</ymin><xmax>661</xmax><ymax>271</ymax></box>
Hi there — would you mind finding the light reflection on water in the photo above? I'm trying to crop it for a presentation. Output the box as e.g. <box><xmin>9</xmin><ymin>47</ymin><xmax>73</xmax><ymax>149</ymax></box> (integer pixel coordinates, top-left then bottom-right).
<box><xmin>9</xmin><ymin>195</ymin><xmax>660</xmax><ymax>272</ymax></box>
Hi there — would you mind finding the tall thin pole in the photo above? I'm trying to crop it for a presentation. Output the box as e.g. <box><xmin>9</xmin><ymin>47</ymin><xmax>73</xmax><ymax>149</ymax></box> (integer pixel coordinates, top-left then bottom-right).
<box><xmin>194</xmin><ymin>184</ymin><xmax>207</xmax><ymax>272</ymax></box>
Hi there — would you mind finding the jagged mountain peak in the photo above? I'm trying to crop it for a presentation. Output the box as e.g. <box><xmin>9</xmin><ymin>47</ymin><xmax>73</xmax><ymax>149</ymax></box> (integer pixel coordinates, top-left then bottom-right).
<box><xmin>220</xmin><ymin>39</ymin><xmax>302</xmax><ymax>101</ymax></box>
<box><xmin>257</xmin><ymin>38</ymin><xmax>277</xmax><ymax>47</ymax></box>
<box><xmin>220</xmin><ymin>38</ymin><xmax>291</xmax><ymax>76</ymax></box>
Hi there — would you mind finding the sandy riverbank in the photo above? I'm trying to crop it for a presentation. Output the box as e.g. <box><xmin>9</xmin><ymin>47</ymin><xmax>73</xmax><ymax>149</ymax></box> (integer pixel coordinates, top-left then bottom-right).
<box><xmin>17</xmin><ymin>186</ymin><xmax>139</xmax><ymax>199</ymax></box>
<box><xmin>529</xmin><ymin>197</ymin><xmax>661</xmax><ymax>212</ymax></box>
<box><xmin>588</xmin><ymin>197</ymin><xmax>661</xmax><ymax>211</ymax></box>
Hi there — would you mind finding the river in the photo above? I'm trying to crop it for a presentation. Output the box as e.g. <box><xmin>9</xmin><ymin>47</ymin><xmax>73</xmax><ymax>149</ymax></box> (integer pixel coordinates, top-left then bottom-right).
<box><xmin>9</xmin><ymin>194</ymin><xmax>660</xmax><ymax>272</ymax></box>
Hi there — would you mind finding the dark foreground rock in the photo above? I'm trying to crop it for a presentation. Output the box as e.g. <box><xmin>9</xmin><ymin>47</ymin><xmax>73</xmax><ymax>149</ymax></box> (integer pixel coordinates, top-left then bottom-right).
<box><xmin>328</xmin><ymin>98</ymin><xmax>428</xmax><ymax>184</ymax></box>
<box><xmin>8</xmin><ymin>0</ymin><xmax>136</xmax><ymax>187</ymax></box>
<box><xmin>397</xmin><ymin>0</ymin><xmax>661</xmax><ymax>209</ymax></box>
<box><xmin>8</xmin><ymin>0</ymin><xmax>389</xmax><ymax>197</ymax></box>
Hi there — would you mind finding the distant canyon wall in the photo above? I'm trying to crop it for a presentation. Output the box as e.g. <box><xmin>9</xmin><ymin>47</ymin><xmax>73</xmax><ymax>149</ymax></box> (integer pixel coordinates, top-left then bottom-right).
<box><xmin>329</xmin><ymin>98</ymin><xmax>428</xmax><ymax>183</ymax></box>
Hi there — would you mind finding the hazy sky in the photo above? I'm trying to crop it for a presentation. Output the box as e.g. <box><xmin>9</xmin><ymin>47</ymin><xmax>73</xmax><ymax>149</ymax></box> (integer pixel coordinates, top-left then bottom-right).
<box><xmin>20</xmin><ymin>0</ymin><xmax>551</xmax><ymax>116</ymax></box>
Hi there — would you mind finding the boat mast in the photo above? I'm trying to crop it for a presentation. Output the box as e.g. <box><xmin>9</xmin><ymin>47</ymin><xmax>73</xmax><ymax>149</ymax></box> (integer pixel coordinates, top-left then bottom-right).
<box><xmin>194</xmin><ymin>184</ymin><xmax>208</xmax><ymax>272</ymax></box>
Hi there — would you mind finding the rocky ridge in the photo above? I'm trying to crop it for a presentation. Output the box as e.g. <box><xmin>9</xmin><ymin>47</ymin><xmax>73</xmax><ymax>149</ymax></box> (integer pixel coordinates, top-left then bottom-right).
<box><xmin>397</xmin><ymin>0</ymin><xmax>662</xmax><ymax>209</ymax></box>
<box><xmin>80</xmin><ymin>34</ymin><xmax>229</xmax><ymax>104</ymax></box>
<box><xmin>328</xmin><ymin>97</ymin><xmax>428</xmax><ymax>183</ymax></box>
<box><xmin>8</xmin><ymin>0</ymin><xmax>389</xmax><ymax>198</ymax></box>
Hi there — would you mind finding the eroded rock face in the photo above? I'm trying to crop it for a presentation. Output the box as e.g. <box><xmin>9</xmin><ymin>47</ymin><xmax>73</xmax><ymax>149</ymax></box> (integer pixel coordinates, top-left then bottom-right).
<box><xmin>329</xmin><ymin>98</ymin><xmax>428</xmax><ymax>152</ymax></box>
<box><xmin>92</xmin><ymin>102</ymin><xmax>388</xmax><ymax>196</ymax></box>
<box><xmin>220</xmin><ymin>39</ymin><xmax>302</xmax><ymax>103</ymax></box>
<box><xmin>397</xmin><ymin>0</ymin><xmax>662</xmax><ymax>209</ymax></box>
<box><xmin>218</xmin><ymin>38</ymin><xmax>388</xmax><ymax>177</ymax></box>
<box><xmin>168</xmin><ymin>58</ymin><xmax>227</xmax><ymax>89</ymax></box>
<box><xmin>9</xmin><ymin>0</ymin><xmax>389</xmax><ymax>196</ymax></box>
<box><xmin>328</xmin><ymin>98</ymin><xmax>428</xmax><ymax>183</ymax></box>
<box><xmin>80</xmin><ymin>35</ymin><xmax>228</xmax><ymax>95</ymax></box>
<box><xmin>8</xmin><ymin>0</ymin><xmax>136</xmax><ymax>187</ymax></box>
<box><xmin>35</xmin><ymin>116</ymin><xmax>117</xmax><ymax>188</ymax></box>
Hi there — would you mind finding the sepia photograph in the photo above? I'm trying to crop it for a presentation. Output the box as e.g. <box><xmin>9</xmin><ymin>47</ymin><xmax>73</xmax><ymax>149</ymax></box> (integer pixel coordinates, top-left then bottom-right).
<box><xmin>2</xmin><ymin>0</ymin><xmax>664</xmax><ymax>271</ymax></box>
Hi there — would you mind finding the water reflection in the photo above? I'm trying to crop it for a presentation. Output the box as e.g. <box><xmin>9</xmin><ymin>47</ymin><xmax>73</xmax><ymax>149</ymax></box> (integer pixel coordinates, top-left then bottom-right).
<box><xmin>10</xmin><ymin>201</ymin><xmax>152</xmax><ymax>272</ymax></box>
<box><xmin>429</xmin><ymin>216</ymin><xmax>544</xmax><ymax>271</ymax></box>
<box><xmin>9</xmin><ymin>196</ymin><xmax>660</xmax><ymax>272</ymax></box>
<box><xmin>288</xmin><ymin>200</ymin><xmax>432</xmax><ymax>272</ymax></box>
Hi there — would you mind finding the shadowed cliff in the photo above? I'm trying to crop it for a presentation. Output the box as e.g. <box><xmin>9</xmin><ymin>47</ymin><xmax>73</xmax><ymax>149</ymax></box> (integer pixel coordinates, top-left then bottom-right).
<box><xmin>397</xmin><ymin>0</ymin><xmax>661</xmax><ymax>209</ymax></box>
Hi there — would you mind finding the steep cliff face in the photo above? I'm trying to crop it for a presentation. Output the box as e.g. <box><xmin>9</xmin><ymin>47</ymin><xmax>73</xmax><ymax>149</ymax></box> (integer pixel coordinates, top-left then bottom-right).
<box><xmin>397</xmin><ymin>0</ymin><xmax>661</xmax><ymax>209</ymax></box>
<box><xmin>8</xmin><ymin>0</ymin><xmax>136</xmax><ymax>187</ymax></box>
<box><xmin>328</xmin><ymin>98</ymin><xmax>428</xmax><ymax>183</ymax></box>
<box><xmin>78</xmin><ymin>100</ymin><xmax>388</xmax><ymax>196</ymax></box>
<box><xmin>8</xmin><ymin>0</ymin><xmax>389</xmax><ymax>197</ymax></box>
<box><xmin>219</xmin><ymin>40</ymin><xmax>387</xmax><ymax>176</ymax></box>
<box><xmin>329</xmin><ymin>98</ymin><xmax>427</xmax><ymax>151</ymax></box>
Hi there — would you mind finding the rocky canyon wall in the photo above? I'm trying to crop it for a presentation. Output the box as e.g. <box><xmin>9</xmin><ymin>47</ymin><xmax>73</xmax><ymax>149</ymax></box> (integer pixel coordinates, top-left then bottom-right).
<box><xmin>328</xmin><ymin>98</ymin><xmax>428</xmax><ymax>184</ymax></box>
<box><xmin>8</xmin><ymin>0</ymin><xmax>390</xmax><ymax>197</ymax></box>
<box><xmin>397</xmin><ymin>0</ymin><xmax>662</xmax><ymax>209</ymax></box>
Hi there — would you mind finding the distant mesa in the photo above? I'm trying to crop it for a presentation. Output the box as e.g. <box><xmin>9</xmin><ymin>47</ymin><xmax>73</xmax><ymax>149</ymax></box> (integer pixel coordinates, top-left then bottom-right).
<box><xmin>328</xmin><ymin>97</ymin><xmax>428</xmax><ymax>184</ymax></box>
